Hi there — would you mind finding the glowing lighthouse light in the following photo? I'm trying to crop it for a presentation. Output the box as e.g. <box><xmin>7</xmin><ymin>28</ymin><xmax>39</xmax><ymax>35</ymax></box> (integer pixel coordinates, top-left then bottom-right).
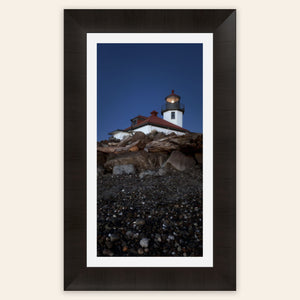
<box><xmin>166</xmin><ymin>90</ymin><xmax>180</xmax><ymax>104</ymax></box>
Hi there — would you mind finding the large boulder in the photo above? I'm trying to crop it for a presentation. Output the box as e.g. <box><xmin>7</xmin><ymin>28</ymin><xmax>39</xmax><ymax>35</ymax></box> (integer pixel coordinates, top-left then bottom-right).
<box><xmin>117</xmin><ymin>131</ymin><xmax>150</xmax><ymax>147</ymax></box>
<box><xmin>98</xmin><ymin>140</ymin><xmax>143</xmax><ymax>154</ymax></box>
<box><xmin>129</xmin><ymin>145</ymin><xmax>139</xmax><ymax>152</ymax></box>
<box><xmin>129</xmin><ymin>131</ymin><xmax>152</xmax><ymax>150</ymax></box>
<box><xmin>194</xmin><ymin>152</ymin><xmax>202</xmax><ymax>164</ymax></box>
<box><xmin>97</xmin><ymin>146</ymin><xmax>117</xmax><ymax>153</ymax></box>
<box><xmin>148</xmin><ymin>130</ymin><xmax>158</xmax><ymax>139</ymax></box>
<box><xmin>97</xmin><ymin>151</ymin><xmax>107</xmax><ymax>166</ymax></box>
<box><xmin>144</xmin><ymin>133</ymin><xmax>202</xmax><ymax>153</ymax></box>
<box><xmin>153</xmin><ymin>132</ymin><xmax>166</xmax><ymax>141</ymax></box>
<box><xmin>144</xmin><ymin>137</ymin><xmax>180</xmax><ymax>153</ymax></box>
<box><xmin>169</xmin><ymin>133</ymin><xmax>202</xmax><ymax>153</ymax></box>
<box><xmin>114</xmin><ymin>140</ymin><xmax>140</xmax><ymax>153</ymax></box>
<box><xmin>117</xmin><ymin>135</ymin><xmax>133</xmax><ymax>147</ymax></box>
<box><xmin>104</xmin><ymin>151</ymin><xmax>168</xmax><ymax>172</ymax></box>
<box><xmin>164</xmin><ymin>150</ymin><xmax>196</xmax><ymax>171</ymax></box>
<box><xmin>112</xmin><ymin>164</ymin><xmax>135</xmax><ymax>175</ymax></box>
<box><xmin>98</xmin><ymin>132</ymin><xmax>152</xmax><ymax>154</ymax></box>
<box><xmin>97</xmin><ymin>166</ymin><xmax>104</xmax><ymax>176</ymax></box>
<box><xmin>130</xmin><ymin>131</ymin><xmax>146</xmax><ymax>142</ymax></box>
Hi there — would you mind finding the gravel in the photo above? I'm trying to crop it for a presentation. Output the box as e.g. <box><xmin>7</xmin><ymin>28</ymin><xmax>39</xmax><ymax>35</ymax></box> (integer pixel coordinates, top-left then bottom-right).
<box><xmin>97</xmin><ymin>165</ymin><xmax>203</xmax><ymax>257</ymax></box>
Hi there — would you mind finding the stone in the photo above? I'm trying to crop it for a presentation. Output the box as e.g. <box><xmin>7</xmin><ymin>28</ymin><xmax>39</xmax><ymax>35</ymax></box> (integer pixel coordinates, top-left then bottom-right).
<box><xmin>105</xmin><ymin>241</ymin><xmax>113</xmax><ymax>248</ymax></box>
<box><xmin>135</xmin><ymin>219</ymin><xmax>145</xmax><ymax>226</ymax></box>
<box><xmin>128</xmin><ymin>248</ymin><xmax>137</xmax><ymax>255</ymax></box>
<box><xmin>126</xmin><ymin>230</ymin><xmax>134</xmax><ymax>238</ymax></box>
<box><xmin>129</xmin><ymin>145</ymin><xmax>139</xmax><ymax>152</ymax></box>
<box><xmin>168</xmin><ymin>235</ymin><xmax>175</xmax><ymax>240</ymax></box>
<box><xmin>139</xmin><ymin>170</ymin><xmax>156</xmax><ymax>179</ymax></box>
<box><xmin>102</xmin><ymin>190</ymin><xmax>114</xmax><ymax>201</ymax></box>
<box><xmin>144</xmin><ymin>139</ymin><xmax>179</xmax><ymax>153</ymax></box>
<box><xmin>194</xmin><ymin>152</ymin><xmax>202</xmax><ymax>164</ymax></box>
<box><xmin>157</xmin><ymin>168</ymin><xmax>166</xmax><ymax>176</ymax></box>
<box><xmin>97</xmin><ymin>146</ymin><xmax>117</xmax><ymax>153</ymax></box>
<box><xmin>155</xmin><ymin>234</ymin><xmax>162</xmax><ymax>242</ymax></box>
<box><xmin>117</xmin><ymin>135</ymin><xmax>133</xmax><ymax>147</ymax></box>
<box><xmin>140</xmin><ymin>238</ymin><xmax>149</xmax><ymax>248</ymax></box>
<box><xmin>133</xmin><ymin>232</ymin><xmax>139</xmax><ymax>239</ymax></box>
<box><xmin>170</xmin><ymin>133</ymin><xmax>202</xmax><ymax>151</ymax></box>
<box><xmin>143</xmin><ymin>133</ymin><xmax>202</xmax><ymax>153</ymax></box>
<box><xmin>110</xmin><ymin>233</ymin><xmax>120</xmax><ymax>242</ymax></box>
<box><xmin>108</xmin><ymin>137</ymin><xmax>120</xmax><ymax>143</ymax></box>
<box><xmin>130</xmin><ymin>131</ymin><xmax>146</xmax><ymax>142</ymax></box>
<box><xmin>147</xmin><ymin>152</ymin><xmax>169</xmax><ymax>169</ymax></box>
<box><xmin>153</xmin><ymin>132</ymin><xmax>166</xmax><ymax>141</ymax></box>
<box><xmin>148</xmin><ymin>130</ymin><xmax>158</xmax><ymax>139</ymax></box>
<box><xmin>112</xmin><ymin>164</ymin><xmax>135</xmax><ymax>175</ymax></box>
<box><xmin>103</xmin><ymin>249</ymin><xmax>114</xmax><ymax>256</ymax></box>
<box><xmin>116</xmin><ymin>132</ymin><xmax>151</xmax><ymax>150</ymax></box>
<box><xmin>105</xmin><ymin>152</ymin><xmax>146</xmax><ymax>171</ymax></box>
<box><xmin>114</xmin><ymin>140</ymin><xmax>140</xmax><ymax>153</ymax></box>
<box><xmin>165</xmin><ymin>151</ymin><xmax>196</xmax><ymax>171</ymax></box>
<box><xmin>99</xmin><ymin>140</ymin><xmax>145</xmax><ymax>154</ymax></box>
<box><xmin>105</xmin><ymin>151</ymin><xmax>168</xmax><ymax>172</ymax></box>
<box><xmin>157</xmin><ymin>154</ymin><xmax>168</xmax><ymax>167</ymax></box>
<box><xmin>97</xmin><ymin>166</ymin><xmax>104</xmax><ymax>176</ymax></box>
<box><xmin>104</xmin><ymin>224</ymin><xmax>111</xmax><ymax>230</ymax></box>
<box><xmin>97</xmin><ymin>140</ymin><xmax>109</xmax><ymax>147</ymax></box>
<box><xmin>97</xmin><ymin>151</ymin><xmax>107</xmax><ymax>166</ymax></box>
<box><xmin>107</xmin><ymin>142</ymin><xmax>120</xmax><ymax>146</ymax></box>
<box><xmin>131</xmin><ymin>132</ymin><xmax>152</xmax><ymax>149</ymax></box>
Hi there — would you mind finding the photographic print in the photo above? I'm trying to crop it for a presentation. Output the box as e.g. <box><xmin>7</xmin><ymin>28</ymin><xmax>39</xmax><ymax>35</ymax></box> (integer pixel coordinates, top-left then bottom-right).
<box><xmin>86</xmin><ymin>33</ymin><xmax>213</xmax><ymax>267</ymax></box>
<box><xmin>97</xmin><ymin>44</ymin><xmax>203</xmax><ymax>257</ymax></box>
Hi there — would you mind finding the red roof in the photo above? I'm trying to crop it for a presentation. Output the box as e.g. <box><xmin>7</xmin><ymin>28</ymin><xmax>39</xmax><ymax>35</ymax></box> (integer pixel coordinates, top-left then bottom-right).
<box><xmin>130</xmin><ymin>115</ymin><xmax>147</xmax><ymax>125</ymax></box>
<box><xmin>130</xmin><ymin>115</ymin><xmax>147</xmax><ymax>121</ymax></box>
<box><xmin>124</xmin><ymin>111</ymin><xmax>189</xmax><ymax>132</ymax></box>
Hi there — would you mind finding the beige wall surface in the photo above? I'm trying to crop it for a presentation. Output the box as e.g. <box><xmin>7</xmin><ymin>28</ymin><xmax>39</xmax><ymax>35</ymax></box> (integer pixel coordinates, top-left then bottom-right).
<box><xmin>1</xmin><ymin>0</ymin><xmax>300</xmax><ymax>299</ymax></box>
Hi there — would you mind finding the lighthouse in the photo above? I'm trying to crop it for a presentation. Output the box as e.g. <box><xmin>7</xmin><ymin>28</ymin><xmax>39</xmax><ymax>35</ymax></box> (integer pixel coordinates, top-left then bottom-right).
<box><xmin>109</xmin><ymin>90</ymin><xmax>189</xmax><ymax>140</ymax></box>
<box><xmin>161</xmin><ymin>90</ymin><xmax>185</xmax><ymax>127</ymax></box>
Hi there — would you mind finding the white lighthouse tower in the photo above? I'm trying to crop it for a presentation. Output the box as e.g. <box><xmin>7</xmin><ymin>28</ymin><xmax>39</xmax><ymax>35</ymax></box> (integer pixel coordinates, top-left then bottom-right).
<box><xmin>161</xmin><ymin>90</ymin><xmax>185</xmax><ymax>127</ymax></box>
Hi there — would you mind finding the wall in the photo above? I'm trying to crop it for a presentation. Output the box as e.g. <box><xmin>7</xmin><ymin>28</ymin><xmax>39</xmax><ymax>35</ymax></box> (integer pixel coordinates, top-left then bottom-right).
<box><xmin>112</xmin><ymin>131</ymin><xmax>131</xmax><ymax>140</ymax></box>
<box><xmin>1</xmin><ymin>0</ymin><xmax>300</xmax><ymax>300</ymax></box>
<box><xmin>163</xmin><ymin>110</ymin><xmax>183</xmax><ymax>127</ymax></box>
<box><xmin>133</xmin><ymin>125</ymin><xmax>186</xmax><ymax>135</ymax></box>
<box><xmin>112</xmin><ymin>126</ymin><xmax>186</xmax><ymax>139</ymax></box>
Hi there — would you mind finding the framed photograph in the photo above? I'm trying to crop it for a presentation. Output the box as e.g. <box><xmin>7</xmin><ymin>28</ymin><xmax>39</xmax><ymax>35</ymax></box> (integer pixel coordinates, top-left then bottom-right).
<box><xmin>64</xmin><ymin>9</ymin><xmax>236</xmax><ymax>290</ymax></box>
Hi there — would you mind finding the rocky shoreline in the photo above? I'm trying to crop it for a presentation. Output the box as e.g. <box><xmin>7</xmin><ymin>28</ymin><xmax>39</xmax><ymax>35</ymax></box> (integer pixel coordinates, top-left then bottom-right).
<box><xmin>97</xmin><ymin>131</ymin><xmax>203</xmax><ymax>256</ymax></box>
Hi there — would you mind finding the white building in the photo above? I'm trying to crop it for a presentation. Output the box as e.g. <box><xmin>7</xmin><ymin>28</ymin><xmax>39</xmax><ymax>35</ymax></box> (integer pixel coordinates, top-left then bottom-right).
<box><xmin>109</xmin><ymin>90</ymin><xmax>188</xmax><ymax>140</ymax></box>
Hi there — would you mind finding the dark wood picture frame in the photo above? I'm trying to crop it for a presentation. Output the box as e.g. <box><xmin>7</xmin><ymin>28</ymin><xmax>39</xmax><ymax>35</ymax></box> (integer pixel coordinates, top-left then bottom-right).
<box><xmin>64</xmin><ymin>9</ymin><xmax>236</xmax><ymax>291</ymax></box>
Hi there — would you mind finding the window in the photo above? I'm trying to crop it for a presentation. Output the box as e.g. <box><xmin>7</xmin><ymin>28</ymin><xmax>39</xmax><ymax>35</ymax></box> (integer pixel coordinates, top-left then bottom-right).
<box><xmin>171</xmin><ymin>112</ymin><xmax>175</xmax><ymax>119</ymax></box>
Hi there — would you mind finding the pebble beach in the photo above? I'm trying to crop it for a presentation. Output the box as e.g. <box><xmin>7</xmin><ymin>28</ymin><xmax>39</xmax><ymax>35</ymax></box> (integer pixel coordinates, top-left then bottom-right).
<box><xmin>97</xmin><ymin>165</ymin><xmax>203</xmax><ymax>257</ymax></box>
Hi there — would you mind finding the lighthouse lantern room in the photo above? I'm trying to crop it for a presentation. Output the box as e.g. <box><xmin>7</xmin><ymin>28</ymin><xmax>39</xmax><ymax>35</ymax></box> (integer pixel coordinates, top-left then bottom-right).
<box><xmin>161</xmin><ymin>90</ymin><xmax>185</xmax><ymax>127</ymax></box>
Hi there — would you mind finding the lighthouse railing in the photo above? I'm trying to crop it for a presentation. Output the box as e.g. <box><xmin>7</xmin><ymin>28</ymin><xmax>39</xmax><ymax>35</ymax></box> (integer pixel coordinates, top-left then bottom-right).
<box><xmin>161</xmin><ymin>102</ymin><xmax>185</xmax><ymax>113</ymax></box>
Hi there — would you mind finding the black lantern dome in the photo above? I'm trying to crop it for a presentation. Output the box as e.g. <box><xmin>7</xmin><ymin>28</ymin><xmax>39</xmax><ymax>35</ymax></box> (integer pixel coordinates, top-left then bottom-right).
<box><xmin>161</xmin><ymin>90</ymin><xmax>185</xmax><ymax>114</ymax></box>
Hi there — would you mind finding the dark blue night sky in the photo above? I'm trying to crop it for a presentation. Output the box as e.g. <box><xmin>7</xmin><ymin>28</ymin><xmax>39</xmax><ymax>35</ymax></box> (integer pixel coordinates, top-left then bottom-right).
<box><xmin>97</xmin><ymin>43</ymin><xmax>203</xmax><ymax>141</ymax></box>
